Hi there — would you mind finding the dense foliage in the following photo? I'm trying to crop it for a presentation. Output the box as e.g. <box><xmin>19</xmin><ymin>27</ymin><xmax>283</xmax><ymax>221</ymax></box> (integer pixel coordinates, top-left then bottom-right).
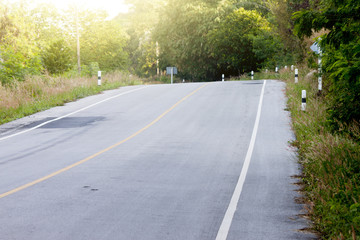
<box><xmin>117</xmin><ymin>0</ymin><xmax>304</xmax><ymax>81</ymax></box>
<box><xmin>208</xmin><ymin>8</ymin><xmax>272</xmax><ymax>76</ymax></box>
<box><xmin>0</xmin><ymin>2</ymin><xmax>42</xmax><ymax>83</ymax></box>
<box><xmin>0</xmin><ymin>1</ymin><xmax>128</xmax><ymax>84</ymax></box>
<box><xmin>0</xmin><ymin>0</ymin><xmax>307</xmax><ymax>82</ymax></box>
<box><xmin>154</xmin><ymin>0</ymin><xmax>222</xmax><ymax>81</ymax></box>
<box><xmin>280</xmin><ymin>67</ymin><xmax>360</xmax><ymax>240</ymax></box>
<box><xmin>292</xmin><ymin>0</ymin><xmax>360</xmax><ymax>238</ymax></box>
<box><xmin>42</xmin><ymin>40</ymin><xmax>72</xmax><ymax>75</ymax></box>
<box><xmin>293</xmin><ymin>0</ymin><xmax>360</xmax><ymax>132</ymax></box>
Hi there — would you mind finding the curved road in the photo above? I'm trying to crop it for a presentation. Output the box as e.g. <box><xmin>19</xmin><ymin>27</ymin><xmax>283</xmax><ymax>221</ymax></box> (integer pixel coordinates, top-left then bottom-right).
<box><xmin>0</xmin><ymin>81</ymin><xmax>314</xmax><ymax>240</ymax></box>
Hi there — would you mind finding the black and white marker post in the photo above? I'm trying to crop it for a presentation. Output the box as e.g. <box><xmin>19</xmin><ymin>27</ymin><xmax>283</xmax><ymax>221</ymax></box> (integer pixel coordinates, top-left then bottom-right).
<box><xmin>98</xmin><ymin>71</ymin><xmax>101</xmax><ymax>86</ymax></box>
<box><xmin>295</xmin><ymin>68</ymin><xmax>299</xmax><ymax>83</ymax></box>
<box><xmin>301</xmin><ymin>90</ymin><xmax>306</xmax><ymax>111</ymax></box>
<box><xmin>251</xmin><ymin>71</ymin><xmax>254</xmax><ymax>80</ymax></box>
<box><xmin>318</xmin><ymin>58</ymin><xmax>322</xmax><ymax>92</ymax></box>
<box><xmin>222</xmin><ymin>74</ymin><xmax>225</xmax><ymax>82</ymax></box>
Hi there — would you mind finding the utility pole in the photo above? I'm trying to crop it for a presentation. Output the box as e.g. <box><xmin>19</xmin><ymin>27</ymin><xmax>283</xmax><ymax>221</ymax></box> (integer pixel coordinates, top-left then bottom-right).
<box><xmin>76</xmin><ymin>6</ymin><xmax>81</xmax><ymax>74</ymax></box>
<box><xmin>156</xmin><ymin>41</ymin><xmax>160</xmax><ymax>76</ymax></box>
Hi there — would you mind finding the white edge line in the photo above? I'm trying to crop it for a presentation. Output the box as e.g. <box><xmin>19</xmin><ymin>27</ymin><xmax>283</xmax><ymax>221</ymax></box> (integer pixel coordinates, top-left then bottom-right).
<box><xmin>0</xmin><ymin>86</ymin><xmax>148</xmax><ymax>142</ymax></box>
<box><xmin>215</xmin><ymin>80</ymin><xmax>267</xmax><ymax>240</ymax></box>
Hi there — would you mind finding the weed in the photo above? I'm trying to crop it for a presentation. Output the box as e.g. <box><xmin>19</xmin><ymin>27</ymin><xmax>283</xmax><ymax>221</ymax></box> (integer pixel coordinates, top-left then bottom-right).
<box><xmin>0</xmin><ymin>72</ymin><xmax>143</xmax><ymax>125</ymax></box>
<box><xmin>281</xmin><ymin>66</ymin><xmax>360</xmax><ymax>239</ymax></box>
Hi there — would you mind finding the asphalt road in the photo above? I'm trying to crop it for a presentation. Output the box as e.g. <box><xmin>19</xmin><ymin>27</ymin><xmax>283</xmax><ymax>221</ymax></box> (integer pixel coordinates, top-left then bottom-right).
<box><xmin>0</xmin><ymin>81</ymin><xmax>315</xmax><ymax>240</ymax></box>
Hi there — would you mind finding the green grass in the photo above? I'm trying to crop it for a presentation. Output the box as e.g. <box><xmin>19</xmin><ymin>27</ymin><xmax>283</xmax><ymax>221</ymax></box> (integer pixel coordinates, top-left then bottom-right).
<box><xmin>278</xmin><ymin>67</ymin><xmax>360</xmax><ymax>240</ymax></box>
<box><xmin>232</xmin><ymin>68</ymin><xmax>298</xmax><ymax>81</ymax></box>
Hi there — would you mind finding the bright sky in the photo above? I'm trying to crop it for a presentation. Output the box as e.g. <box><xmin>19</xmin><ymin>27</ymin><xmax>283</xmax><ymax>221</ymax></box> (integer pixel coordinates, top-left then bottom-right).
<box><xmin>32</xmin><ymin>0</ymin><xmax>130</xmax><ymax>18</ymax></box>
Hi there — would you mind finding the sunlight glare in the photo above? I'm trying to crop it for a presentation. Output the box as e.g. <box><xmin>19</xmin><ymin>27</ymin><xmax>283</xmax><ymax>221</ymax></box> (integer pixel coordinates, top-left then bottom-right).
<box><xmin>34</xmin><ymin>0</ymin><xmax>129</xmax><ymax>18</ymax></box>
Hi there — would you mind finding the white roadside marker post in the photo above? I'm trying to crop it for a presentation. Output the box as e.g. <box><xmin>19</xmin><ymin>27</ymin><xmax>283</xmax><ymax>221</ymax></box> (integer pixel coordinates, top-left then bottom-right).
<box><xmin>275</xmin><ymin>67</ymin><xmax>278</xmax><ymax>73</ymax></box>
<box><xmin>222</xmin><ymin>74</ymin><xmax>224</xmax><ymax>82</ymax></box>
<box><xmin>251</xmin><ymin>71</ymin><xmax>254</xmax><ymax>80</ymax></box>
<box><xmin>98</xmin><ymin>71</ymin><xmax>101</xmax><ymax>86</ymax></box>
<box><xmin>318</xmin><ymin>75</ymin><xmax>322</xmax><ymax>92</ymax></box>
<box><xmin>295</xmin><ymin>68</ymin><xmax>299</xmax><ymax>83</ymax></box>
<box><xmin>318</xmin><ymin>58</ymin><xmax>322</xmax><ymax>92</ymax></box>
<box><xmin>301</xmin><ymin>90</ymin><xmax>306</xmax><ymax>111</ymax></box>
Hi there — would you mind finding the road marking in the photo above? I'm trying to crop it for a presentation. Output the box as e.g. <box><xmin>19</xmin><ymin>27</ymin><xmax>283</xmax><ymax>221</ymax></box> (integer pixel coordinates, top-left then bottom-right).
<box><xmin>215</xmin><ymin>80</ymin><xmax>267</xmax><ymax>240</ymax></box>
<box><xmin>0</xmin><ymin>86</ymin><xmax>148</xmax><ymax>142</ymax></box>
<box><xmin>0</xmin><ymin>83</ymin><xmax>209</xmax><ymax>199</ymax></box>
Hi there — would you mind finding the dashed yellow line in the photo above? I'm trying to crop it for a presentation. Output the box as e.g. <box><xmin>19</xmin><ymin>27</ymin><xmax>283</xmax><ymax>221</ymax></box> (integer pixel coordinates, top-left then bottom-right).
<box><xmin>0</xmin><ymin>83</ymin><xmax>209</xmax><ymax>199</ymax></box>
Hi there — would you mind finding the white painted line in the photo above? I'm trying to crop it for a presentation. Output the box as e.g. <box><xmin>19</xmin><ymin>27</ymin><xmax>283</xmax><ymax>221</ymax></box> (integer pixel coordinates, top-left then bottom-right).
<box><xmin>0</xmin><ymin>83</ymin><xmax>208</xmax><ymax>199</ymax></box>
<box><xmin>0</xmin><ymin>86</ymin><xmax>148</xmax><ymax>142</ymax></box>
<box><xmin>215</xmin><ymin>80</ymin><xmax>267</xmax><ymax>240</ymax></box>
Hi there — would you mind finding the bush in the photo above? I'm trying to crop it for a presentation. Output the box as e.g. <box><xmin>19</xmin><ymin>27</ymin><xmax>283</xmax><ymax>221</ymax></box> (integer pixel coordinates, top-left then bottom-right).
<box><xmin>293</xmin><ymin>0</ymin><xmax>360</xmax><ymax>134</ymax></box>
<box><xmin>283</xmin><ymin>66</ymin><xmax>360</xmax><ymax>239</ymax></box>
<box><xmin>41</xmin><ymin>39</ymin><xmax>72</xmax><ymax>75</ymax></box>
<box><xmin>0</xmin><ymin>46</ymin><xmax>43</xmax><ymax>84</ymax></box>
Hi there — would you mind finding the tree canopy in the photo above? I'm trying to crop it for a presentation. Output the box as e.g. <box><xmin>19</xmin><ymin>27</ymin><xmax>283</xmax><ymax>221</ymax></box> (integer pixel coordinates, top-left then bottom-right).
<box><xmin>208</xmin><ymin>8</ymin><xmax>271</xmax><ymax>76</ymax></box>
<box><xmin>2</xmin><ymin>0</ymin><xmax>350</xmax><ymax>85</ymax></box>
<box><xmin>0</xmin><ymin>1</ymin><xmax>128</xmax><ymax>84</ymax></box>
<box><xmin>293</xmin><ymin>0</ymin><xmax>360</xmax><ymax>130</ymax></box>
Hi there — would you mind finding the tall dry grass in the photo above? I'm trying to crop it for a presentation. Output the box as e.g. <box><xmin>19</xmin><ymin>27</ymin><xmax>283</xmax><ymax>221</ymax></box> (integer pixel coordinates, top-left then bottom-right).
<box><xmin>0</xmin><ymin>72</ymin><xmax>143</xmax><ymax>124</ymax></box>
<box><xmin>280</xmin><ymin>67</ymin><xmax>360</xmax><ymax>239</ymax></box>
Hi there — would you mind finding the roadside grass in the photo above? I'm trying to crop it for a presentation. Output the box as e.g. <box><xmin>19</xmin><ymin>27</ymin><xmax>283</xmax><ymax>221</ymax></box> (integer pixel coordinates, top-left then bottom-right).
<box><xmin>230</xmin><ymin>68</ymin><xmax>295</xmax><ymax>81</ymax></box>
<box><xmin>0</xmin><ymin>72</ymin><xmax>143</xmax><ymax>125</ymax></box>
<box><xmin>266</xmin><ymin>67</ymin><xmax>360</xmax><ymax>239</ymax></box>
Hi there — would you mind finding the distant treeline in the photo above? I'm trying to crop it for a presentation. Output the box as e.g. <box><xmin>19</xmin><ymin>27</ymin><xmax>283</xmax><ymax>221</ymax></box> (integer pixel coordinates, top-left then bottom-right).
<box><xmin>118</xmin><ymin>0</ymin><xmax>307</xmax><ymax>81</ymax></box>
<box><xmin>0</xmin><ymin>1</ymin><xmax>128</xmax><ymax>84</ymax></box>
<box><xmin>0</xmin><ymin>0</ymin><xmax>306</xmax><ymax>84</ymax></box>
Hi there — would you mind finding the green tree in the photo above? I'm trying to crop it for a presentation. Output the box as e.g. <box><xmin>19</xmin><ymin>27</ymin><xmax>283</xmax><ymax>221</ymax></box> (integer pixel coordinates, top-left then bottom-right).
<box><xmin>64</xmin><ymin>8</ymin><xmax>129</xmax><ymax>73</ymax></box>
<box><xmin>0</xmin><ymin>45</ymin><xmax>41</xmax><ymax>84</ymax></box>
<box><xmin>42</xmin><ymin>39</ymin><xmax>72</xmax><ymax>75</ymax></box>
<box><xmin>233</xmin><ymin>0</ymin><xmax>271</xmax><ymax>17</ymax></box>
<box><xmin>208</xmin><ymin>8</ymin><xmax>272</xmax><ymax>76</ymax></box>
<box><xmin>116</xmin><ymin>0</ymin><xmax>165</xmax><ymax>77</ymax></box>
<box><xmin>294</xmin><ymin>0</ymin><xmax>360</xmax><ymax>131</ymax></box>
<box><xmin>251</xmin><ymin>30</ymin><xmax>284</xmax><ymax>69</ymax></box>
<box><xmin>31</xmin><ymin>3</ymin><xmax>65</xmax><ymax>50</ymax></box>
<box><xmin>265</xmin><ymin>0</ymin><xmax>307</xmax><ymax>64</ymax></box>
<box><xmin>81</xmin><ymin>15</ymin><xmax>128</xmax><ymax>71</ymax></box>
<box><xmin>0</xmin><ymin>1</ymin><xmax>42</xmax><ymax>84</ymax></box>
<box><xmin>154</xmin><ymin>0</ymin><xmax>229</xmax><ymax>81</ymax></box>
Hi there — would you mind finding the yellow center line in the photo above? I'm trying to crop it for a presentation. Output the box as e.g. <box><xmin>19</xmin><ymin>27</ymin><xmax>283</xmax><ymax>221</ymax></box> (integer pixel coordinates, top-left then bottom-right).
<box><xmin>0</xmin><ymin>83</ymin><xmax>210</xmax><ymax>199</ymax></box>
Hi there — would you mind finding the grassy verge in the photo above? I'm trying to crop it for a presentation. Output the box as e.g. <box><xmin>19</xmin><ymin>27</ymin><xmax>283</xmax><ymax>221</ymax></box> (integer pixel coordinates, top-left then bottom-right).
<box><xmin>230</xmin><ymin>68</ymin><xmax>298</xmax><ymax>81</ymax></box>
<box><xmin>0</xmin><ymin>72</ymin><xmax>143</xmax><ymax>125</ymax></box>
<box><xmin>259</xmin><ymin>68</ymin><xmax>360</xmax><ymax>239</ymax></box>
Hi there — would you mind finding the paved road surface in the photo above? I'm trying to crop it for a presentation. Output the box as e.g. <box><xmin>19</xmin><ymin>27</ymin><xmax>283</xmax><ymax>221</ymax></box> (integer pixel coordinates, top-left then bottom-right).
<box><xmin>0</xmin><ymin>81</ymin><xmax>314</xmax><ymax>240</ymax></box>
